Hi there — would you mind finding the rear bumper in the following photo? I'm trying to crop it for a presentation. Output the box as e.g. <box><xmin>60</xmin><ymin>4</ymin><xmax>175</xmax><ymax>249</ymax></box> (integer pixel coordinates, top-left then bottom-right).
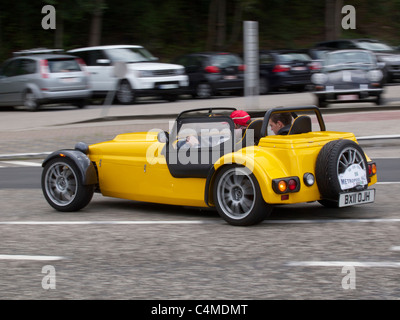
<box><xmin>39</xmin><ymin>89</ymin><xmax>92</xmax><ymax>102</ymax></box>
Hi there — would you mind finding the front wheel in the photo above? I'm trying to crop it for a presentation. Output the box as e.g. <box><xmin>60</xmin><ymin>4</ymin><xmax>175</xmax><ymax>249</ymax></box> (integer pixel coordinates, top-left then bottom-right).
<box><xmin>116</xmin><ymin>80</ymin><xmax>135</xmax><ymax>104</ymax></box>
<box><xmin>213</xmin><ymin>165</ymin><xmax>272</xmax><ymax>226</ymax></box>
<box><xmin>41</xmin><ymin>158</ymin><xmax>94</xmax><ymax>212</ymax></box>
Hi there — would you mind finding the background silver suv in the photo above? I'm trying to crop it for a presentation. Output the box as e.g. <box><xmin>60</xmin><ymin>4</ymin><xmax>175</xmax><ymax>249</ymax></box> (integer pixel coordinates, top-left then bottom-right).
<box><xmin>68</xmin><ymin>45</ymin><xmax>188</xmax><ymax>104</ymax></box>
<box><xmin>0</xmin><ymin>49</ymin><xmax>91</xmax><ymax>111</ymax></box>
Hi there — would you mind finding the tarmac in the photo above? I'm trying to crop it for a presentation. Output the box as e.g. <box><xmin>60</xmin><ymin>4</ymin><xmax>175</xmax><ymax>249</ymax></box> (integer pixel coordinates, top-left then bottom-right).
<box><xmin>1</xmin><ymin>92</ymin><xmax>400</xmax><ymax>160</ymax></box>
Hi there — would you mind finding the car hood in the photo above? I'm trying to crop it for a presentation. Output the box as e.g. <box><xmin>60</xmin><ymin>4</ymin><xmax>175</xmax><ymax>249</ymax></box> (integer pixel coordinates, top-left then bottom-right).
<box><xmin>126</xmin><ymin>62</ymin><xmax>183</xmax><ymax>71</ymax></box>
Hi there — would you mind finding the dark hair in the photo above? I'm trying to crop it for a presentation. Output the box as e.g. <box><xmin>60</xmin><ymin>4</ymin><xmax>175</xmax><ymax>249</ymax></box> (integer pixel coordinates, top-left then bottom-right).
<box><xmin>270</xmin><ymin>112</ymin><xmax>292</xmax><ymax>126</ymax></box>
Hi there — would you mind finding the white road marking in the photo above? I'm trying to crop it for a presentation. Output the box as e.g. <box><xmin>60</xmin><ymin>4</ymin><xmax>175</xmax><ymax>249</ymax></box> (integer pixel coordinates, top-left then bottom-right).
<box><xmin>391</xmin><ymin>246</ymin><xmax>400</xmax><ymax>251</ymax></box>
<box><xmin>0</xmin><ymin>220</ymin><xmax>216</xmax><ymax>225</ymax></box>
<box><xmin>0</xmin><ymin>254</ymin><xmax>64</xmax><ymax>261</ymax></box>
<box><xmin>376</xmin><ymin>182</ymin><xmax>400</xmax><ymax>185</ymax></box>
<box><xmin>1</xmin><ymin>161</ymin><xmax>42</xmax><ymax>167</ymax></box>
<box><xmin>0</xmin><ymin>218</ymin><xmax>399</xmax><ymax>226</ymax></box>
<box><xmin>286</xmin><ymin>261</ymin><xmax>400</xmax><ymax>268</ymax></box>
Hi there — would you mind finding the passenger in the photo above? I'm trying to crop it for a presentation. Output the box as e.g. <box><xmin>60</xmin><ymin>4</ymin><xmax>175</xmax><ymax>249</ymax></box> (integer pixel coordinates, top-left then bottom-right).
<box><xmin>268</xmin><ymin>112</ymin><xmax>293</xmax><ymax>135</ymax></box>
<box><xmin>230</xmin><ymin>110</ymin><xmax>251</xmax><ymax>142</ymax></box>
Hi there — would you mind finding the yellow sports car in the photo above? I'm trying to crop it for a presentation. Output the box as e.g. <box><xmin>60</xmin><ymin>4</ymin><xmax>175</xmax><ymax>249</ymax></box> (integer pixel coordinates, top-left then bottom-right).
<box><xmin>41</xmin><ymin>106</ymin><xmax>377</xmax><ymax>226</ymax></box>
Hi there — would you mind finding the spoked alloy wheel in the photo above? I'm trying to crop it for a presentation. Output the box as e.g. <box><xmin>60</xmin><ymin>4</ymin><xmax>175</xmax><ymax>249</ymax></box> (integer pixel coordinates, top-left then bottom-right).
<box><xmin>42</xmin><ymin>158</ymin><xmax>94</xmax><ymax>211</ymax></box>
<box><xmin>213</xmin><ymin>166</ymin><xmax>272</xmax><ymax>226</ymax></box>
<box><xmin>337</xmin><ymin>147</ymin><xmax>366</xmax><ymax>177</ymax></box>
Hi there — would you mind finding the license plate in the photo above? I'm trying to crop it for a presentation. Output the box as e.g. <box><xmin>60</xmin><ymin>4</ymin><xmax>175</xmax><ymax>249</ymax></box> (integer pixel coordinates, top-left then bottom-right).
<box><xmin>159</xmin><ymin>84</ymin><xmax>178</xmax><ymax>89</ymax></box>
<box><xmin>224</xmin><ymin>75</ymin><xmax>237</xmax><ymax>80</ymax></box>
<box><xmin>338</xmin><ymin>189</ymin><xmax>375</xmax><ymax>207</ymax></box>
<box><xmin>292</xmin><ymin>66</ymin><xmax>306</xmax><ymax>71</ymax></box>
<box><xmin>60</xmin><ymin>77</ymin><xmax>78</xmax><ymax>83</ymax></box>
<box><xmin>338</xmin><ymin>94</ymin><xmax>358</xmax><ymax>101</ymax></box>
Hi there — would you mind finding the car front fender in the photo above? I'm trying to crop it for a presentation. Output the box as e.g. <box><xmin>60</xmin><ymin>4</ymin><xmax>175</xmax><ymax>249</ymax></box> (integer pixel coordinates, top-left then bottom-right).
<box><xmin>42</xmin><ymin>149</ymin><xmax>98</xmax><ymax>185</ymax></box>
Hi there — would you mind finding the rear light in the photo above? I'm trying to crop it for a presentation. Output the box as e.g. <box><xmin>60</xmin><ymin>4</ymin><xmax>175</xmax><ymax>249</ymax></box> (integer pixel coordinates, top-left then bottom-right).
<box><xmin>40</xmin><ymin>59</ymin><xmax>49</xmax><ymax>78</ymax></box>
<box><xmin>238</xmin><ymin>64</ymin><xmax>246</xmax><ymax>72</ymax></box>
<box><xmin>309</xmin><ymin>61</ymin><xmax>321</xmax><ymax>71</ymax></box>
<box><xmin>205</xmin><ymin>66</ymin><xmax>220</xmax><ymax>73</ymax></box>
<box><xmin>272</xmin><ymin>177</ymin><xmax>300</xmax><ymax>194</ymax></box>
<box><xmin>76</xmin><ymin>58</ymin><xmax>90</xmax><ymax>77</ymax></box>
<box><xmin>368</xmin><ymin>162</ymin><xmax>377</xmax><ymax>176</ymax></box>
<box><xmin>272</xmin><ymin>64</ymin><xmax>290</xmax><ymax>73</ymax></box>
<box><xmin>288</xmin><ymin>179</ymin><xmax>297</xmax><ymax>191</ymax></box>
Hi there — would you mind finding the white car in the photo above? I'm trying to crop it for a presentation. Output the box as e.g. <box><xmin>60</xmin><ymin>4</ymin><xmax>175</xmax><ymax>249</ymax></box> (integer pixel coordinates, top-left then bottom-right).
<box><xmin>68</xmin><ymin>45</ymin><xmax>188</xmax><ymax>104</ymax></box>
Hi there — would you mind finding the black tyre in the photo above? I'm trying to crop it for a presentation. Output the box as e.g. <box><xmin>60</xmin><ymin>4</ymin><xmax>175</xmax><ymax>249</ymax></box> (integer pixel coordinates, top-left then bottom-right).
<box><xmin>315</xmin><ymin>140</ymin><xmax>368</xmax><ymax>208</ymax></box>
<box><xmin>374</xmin><ymin>94</ymin><xmax>384</xmax><ymax>106</ymax></box>
<box><xmin>259</xmin><ymin>77</ymin><xmax>270</xmax><ymax>95</ymax></box>
<box><xmin>195</xmin><ymin>82</ymin><xmax>212</xmax><ymax>99</ymax></box>
<box><xmin>116</xmin><ymin>80</ymin><xmax>135</xmax><ymax>104</ymax></box>
<box><xmin>41</xmin><ymin>157</ymin><xmax>94</xmax><ymax>212</ymax></box>
<box><xmin>213</xmin><ymin>165</ymin><xmax>272</xmax><ymax>226</ymax></box>
<box><xmin>24</xmin><ymin>89</ymin><xmax>40</xmax><ymax>111</ymax></box>
<box><xmin>317</xmin><ymin>97</ymin><xmax>328</xmax><ymax>108</ymax></box>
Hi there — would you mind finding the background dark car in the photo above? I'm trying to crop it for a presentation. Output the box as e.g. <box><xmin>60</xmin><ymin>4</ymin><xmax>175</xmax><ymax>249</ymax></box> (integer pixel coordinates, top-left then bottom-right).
<box><xmin>258</xmin><ymin>50</ymin><xmax>314</xmax><ymax>94</ymax></box>
<box><xmin>311</xmin><ymin>49</ymin><xmax>384</xmax><ymax>108</ymax></box>
<box><xmin>172</xmin><ymin>52</ymin><xmax>244</xmax><ymax>99</ymax></box>
<box><xmin>315</xmin><ymin>39</ymin><xmax>400</xmax><ymax>83</ymax></box>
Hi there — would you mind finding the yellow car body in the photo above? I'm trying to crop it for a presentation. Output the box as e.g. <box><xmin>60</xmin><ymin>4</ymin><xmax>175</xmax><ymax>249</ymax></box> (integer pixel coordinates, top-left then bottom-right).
<box><xmin>41</xmin><ymin>106</ymin><xmax>377</xmax><ymax>226</ymax></box>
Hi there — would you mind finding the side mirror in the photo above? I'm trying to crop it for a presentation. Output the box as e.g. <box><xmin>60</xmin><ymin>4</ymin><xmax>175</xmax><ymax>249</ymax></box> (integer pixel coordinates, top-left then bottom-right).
<box><xmin>157</xmin><ymin>131</ymin><xmax>169</xmax><ymax>144</ymax></box>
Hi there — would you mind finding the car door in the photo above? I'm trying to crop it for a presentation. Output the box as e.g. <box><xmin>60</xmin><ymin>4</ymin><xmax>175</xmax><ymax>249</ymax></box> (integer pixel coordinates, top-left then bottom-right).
<box><xmin>0</xmin><ymin>59</ymin><xmax>21</xmax><ymax>104</ymax></box>
<box><xmin>77</xmin><ymin>50</ymin><xmax>115</xmax><ymax>92</ymax></box>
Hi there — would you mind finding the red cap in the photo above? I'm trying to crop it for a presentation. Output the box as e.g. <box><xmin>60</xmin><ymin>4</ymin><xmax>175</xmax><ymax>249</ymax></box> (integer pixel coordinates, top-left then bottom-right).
<box><xmin>230</xmin><ymin>110</ymin><xmax>250</xmax><ymax>126</ymax></box>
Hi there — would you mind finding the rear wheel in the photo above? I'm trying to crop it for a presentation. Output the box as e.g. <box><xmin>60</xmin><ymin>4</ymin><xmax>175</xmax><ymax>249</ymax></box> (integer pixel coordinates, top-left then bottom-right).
<box><xmin>259</xmin><ymin>77</ymin><xmax>270</xmax><ymax>95</ymax></box>
<box><xmin>213</xmin><ymin>165</ymin><xmax>272</xmax><ymax>226</ymax></box>
<box><xmin>316</xmin><ymin>140</ymin><xmax>368</xmax><ymax>208</ymax></box>
<box><xmin>195</xmin><ymin>82</ymin><xmax>212</xmax><ymax>99</ymax></box>
<box><xmin>41</xmin><ymin>158</ymin><xmax>94</xmax><ymax>212</ymax></box>
<box><xmin>24</xmin><ymin>89</ymin><xmax>40</xmax><ymax>111</ymax></box>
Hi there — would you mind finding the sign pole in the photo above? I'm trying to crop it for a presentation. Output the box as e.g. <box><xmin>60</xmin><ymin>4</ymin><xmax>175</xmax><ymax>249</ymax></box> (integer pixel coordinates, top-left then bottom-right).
<box><xmin>243</xmin><ymin>21</ymin><xmax>259</xmax><ymax>110</ymax></box>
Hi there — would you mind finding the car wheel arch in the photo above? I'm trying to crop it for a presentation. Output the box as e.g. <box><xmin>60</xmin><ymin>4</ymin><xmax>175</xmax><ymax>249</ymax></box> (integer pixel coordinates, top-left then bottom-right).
<box><xmin>204</xmin><ymin>157</ymin><xmax>273</xmax><ymax>207</ymax></box>
<box><xmin>42</xmin><ymin>149</ymin><xmax>98</xmax><ymax>186</ymax></box>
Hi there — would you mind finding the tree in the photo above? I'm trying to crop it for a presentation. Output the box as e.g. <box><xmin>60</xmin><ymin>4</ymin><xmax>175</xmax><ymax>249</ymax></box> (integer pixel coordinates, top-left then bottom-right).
<box><xmin>325</xmin><ymin>0</ymin><xmax>343</xmax><ymax>40</ymax></box>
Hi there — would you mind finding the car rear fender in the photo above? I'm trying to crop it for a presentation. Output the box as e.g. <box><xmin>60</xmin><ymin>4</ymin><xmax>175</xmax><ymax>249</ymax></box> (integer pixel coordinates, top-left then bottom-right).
<box><xmin>42</xmin><ymin>149</ymin><xmax>98</xmax><ymax>185</ymax></box>
<box><xmin>22</xmin><ymin>83</ymin><xmax>43</xmax><ymax>100</ymax></box>
<box><xmin>205</xmin><ymin>148</ymin><xmax>286</xmax><ymax>206</ymax></box>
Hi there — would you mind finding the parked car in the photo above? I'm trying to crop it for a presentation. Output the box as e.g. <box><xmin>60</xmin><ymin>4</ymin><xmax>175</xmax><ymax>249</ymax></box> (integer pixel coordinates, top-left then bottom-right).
<box><xmin>68</xmin><ymin>45</ymin><xmax>188</xmax><ymax>104</ymax></box>
<box><xmin>172</xmin><ymin>52</ymin><xmax>245</xmax><ymax>98</ymax></box>
<box><xmin>0</xmin><ymin>48</ymin><xmax>91</xmax><ymax>111</ymax></box>
<box><xmin>41</xmin><ymin>106</ymin><xmax>377</xmax><ymax>226</ymax></box>
<box><xmin>311</xmin><ymin>49</ymin><xmax>384</xmax><ymax>108</ymax></box>
<box><xmin>258</xmin><ymin>50</ymin><xmax>314</xmax><ymax>94</ymax></box>
<box><xmin>315</xmin><ymin>39</ymin><xmax>400</xmax><ymax>83</ymax></box>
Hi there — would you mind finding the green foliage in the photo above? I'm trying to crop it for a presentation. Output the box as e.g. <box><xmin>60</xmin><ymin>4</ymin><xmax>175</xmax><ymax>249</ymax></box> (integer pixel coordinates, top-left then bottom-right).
<box><xmin>0</xmin><ymin>0</ymin><xmax>399</xmax><ymax>62</ymax></box>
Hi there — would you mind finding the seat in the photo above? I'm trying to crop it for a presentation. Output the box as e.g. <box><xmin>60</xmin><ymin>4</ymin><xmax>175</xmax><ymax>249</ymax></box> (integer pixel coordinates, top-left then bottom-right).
<box><xmin>288</xmin><ymin>115</ymin><xmax>312</xmax><ymax>135</ymax></box>
<box><xmin>239</xmin><ymin>119</ymin><xmax>263</xmax><ymax>147</ymax></box>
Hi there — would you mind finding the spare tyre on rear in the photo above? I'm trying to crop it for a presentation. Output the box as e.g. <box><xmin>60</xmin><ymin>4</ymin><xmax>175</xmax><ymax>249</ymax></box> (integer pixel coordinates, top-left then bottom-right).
<box><xmin>315</xmin><ymin>139</ymin><xmax>368</xmax><ymax>208</ymax></box>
